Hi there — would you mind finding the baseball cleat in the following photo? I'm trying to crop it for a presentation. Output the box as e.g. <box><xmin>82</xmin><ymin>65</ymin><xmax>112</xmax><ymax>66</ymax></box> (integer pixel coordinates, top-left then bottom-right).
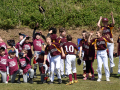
<box><xmin>58</xmin><ymin>79</ymin><xmax>62</xmax><ymax>84</ymax></box>
<box><xmin>97</xmin><ymin>78</ymin><xmax>101</xmax><ymax>82</ymax></box>
<box><xmin>106</xmin><ymin>78</ymin><xmax>110</xmax><ymax>81</ymax></box>
<box><xmin>66</xmin><ymin>81</ymin><xmax>74</xmax><ymax>85</ymax></box>
<box><xmin>48</xmin><ymin>81</ymin><xmax>53</xmax><ymax>84</ymax></box>
<box><xmin>74</xmin><ymin>80</ymin><xmax>78</xmax><ymax>83</ymax></box>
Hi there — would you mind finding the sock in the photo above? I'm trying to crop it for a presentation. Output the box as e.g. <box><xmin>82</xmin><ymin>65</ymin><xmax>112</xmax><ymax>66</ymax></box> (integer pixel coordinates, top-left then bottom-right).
<box><xmin>69</xmin><ymin>74</ymin><xmax>72</xmax><ymax>81</ymax></box>
<box><xmin>73</xmin><ymin>73</ymin><xmax>77</xmax><ymax>80</ymax></box>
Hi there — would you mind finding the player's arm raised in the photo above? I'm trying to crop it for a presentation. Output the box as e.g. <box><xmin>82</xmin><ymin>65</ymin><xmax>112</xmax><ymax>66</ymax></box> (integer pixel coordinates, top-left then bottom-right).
<box><xmin>97</xmin><ymin>16</ymin><xmax>102</xmax><ymax>28</ymax></box>
<box><xmin>111</xmin><ymin>11</ymin><xmax>115</xmax><ymax>25</ymax></box>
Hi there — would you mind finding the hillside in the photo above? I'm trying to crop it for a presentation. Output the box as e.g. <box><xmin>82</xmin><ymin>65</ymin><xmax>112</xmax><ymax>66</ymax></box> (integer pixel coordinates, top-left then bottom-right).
<box><xmin>0</xmin><ymin>0</ymin><xmax>120</xmax><ymax>30</ymax></box>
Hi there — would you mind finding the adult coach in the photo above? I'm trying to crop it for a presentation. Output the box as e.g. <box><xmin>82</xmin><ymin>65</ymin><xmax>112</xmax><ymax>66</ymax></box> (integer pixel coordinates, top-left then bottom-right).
<box><xmin>97</xmin><ymin>11</ymin><xmax>115</xmax><ymax>73</ymax></box>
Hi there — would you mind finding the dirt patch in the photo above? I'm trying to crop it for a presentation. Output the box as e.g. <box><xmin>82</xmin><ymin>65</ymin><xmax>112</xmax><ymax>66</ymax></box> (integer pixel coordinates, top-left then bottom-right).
<box><xmin>0</xmin><ymin>27</ymin><xmax>119</xmax><ymax>52</ymax></box>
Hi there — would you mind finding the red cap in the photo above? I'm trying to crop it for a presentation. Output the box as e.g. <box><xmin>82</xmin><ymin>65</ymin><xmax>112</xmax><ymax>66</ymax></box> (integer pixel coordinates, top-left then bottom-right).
<box><xmin>102</xmin><ymin>18</ymin><xmax>108</xmax><ymax>22</ymax></box>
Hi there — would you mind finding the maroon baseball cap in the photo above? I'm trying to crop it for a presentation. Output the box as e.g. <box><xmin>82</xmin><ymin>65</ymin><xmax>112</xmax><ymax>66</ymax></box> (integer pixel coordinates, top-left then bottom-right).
<box><xmin>102</xmin><ymin>18</ymin><xmax>108</xmax><ymax>22</ymax></box>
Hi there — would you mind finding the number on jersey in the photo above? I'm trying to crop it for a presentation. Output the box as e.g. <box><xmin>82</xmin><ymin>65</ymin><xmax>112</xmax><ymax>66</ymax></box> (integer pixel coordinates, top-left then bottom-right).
<box><xmin>65</xmin><ymin>45</ymin><xmax>74</xmax><ymax>52</ymax></box>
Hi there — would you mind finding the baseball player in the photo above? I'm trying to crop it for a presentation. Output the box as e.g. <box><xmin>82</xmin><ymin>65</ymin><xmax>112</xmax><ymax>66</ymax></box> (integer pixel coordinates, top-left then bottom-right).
<box><xmin>97</xmin><ymin>11</ymin><xmax>115</xmax><ymax>73</ymax></box>
<box><xmin>117</xmin><ymin>35</ymin><xmax>120</xmax><ymax>76</ymax></box>
<box><xmin>0</xmin><ymin>47</ymin><xmax>8</xmax><ymax>83</ymax></box>
<box><xmin>19</xmin><ymin>36</ymin><xmax>33</xmax><ymax>65</ymax></box>
<box><xmin>33</xmin><ymin>24</ymin><xmax>46</xmax><ymax>77</ymax></box>
<box><xmin>88</xmin><ymin>30</ymin><xmax>113</xmax><ymax>82</ymax></box>
<box><xmin>19</xmin><ymin>49</ymin><xmax>34</xmax><ymax>84</ymax></box>
<box><xmin>15</xmin><ymin>33</ymin><xmax>26</xmax><ymax>53</ymax></box>
<box><xmin>43</xmin><ymin>36</ymin><xmax>64</xmax><ymax>84</ymax></box>
<box><xmin>79</xmin><ymin>30</ymin><xmax>90</xmax><ymax>77</ymax></box>
<box><xmin>35</xmin><ymin>51</ymin><xmax>49</xmax><ymax>83</ymax></box>
<box><xmin>80</xmin><ymin>32</ymin><xmax>95</xmax><ymax>80</ymax></box>
<box><xmin>7</xmin><ymin>46</ymin><xmax>23</xmax><ymax>83</ymax></box>
<box><xmin>57</xmin><ymin>28</ymin><xmax>67</xmax><ymax>78</ymax></box>
<box><xmin>62</xmin><ymin>35</ymin><xmax>78</xmax><ymax>85</ymax></box>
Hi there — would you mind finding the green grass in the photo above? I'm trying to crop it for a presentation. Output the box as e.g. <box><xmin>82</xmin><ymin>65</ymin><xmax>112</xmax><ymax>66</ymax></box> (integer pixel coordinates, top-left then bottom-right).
<box><xmin>1</xmin><ymin>0</ymin><xmax>120</xmax><ymax>30</ymax></box>
<box><xmin>0</xmin><ymin>57</ymin><xmax>120</xmax><ymax>90</ymax></box>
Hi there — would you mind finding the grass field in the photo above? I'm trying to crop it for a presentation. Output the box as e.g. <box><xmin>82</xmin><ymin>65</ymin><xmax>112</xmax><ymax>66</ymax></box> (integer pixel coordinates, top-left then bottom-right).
<box><xmin>0</xmin><ymin>57</ymin><xmax>120</xmax><ymax>90</ymax></box>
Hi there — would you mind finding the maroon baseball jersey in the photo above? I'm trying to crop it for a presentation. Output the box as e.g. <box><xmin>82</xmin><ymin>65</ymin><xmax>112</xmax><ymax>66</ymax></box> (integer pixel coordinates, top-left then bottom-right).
<box><xmin>91</xmin><ymin>36</ymin><xmax>111</xmax><ymax>50</ymax></box>
<box><xmin>33</xmin><ymin>38</ymin><xmax>44</xmax><ymax>51</ymax></box>
<box><xmin>101</xmin><ymin>24</ymin><xmax>114</xmax><ymax>38</ymax></box>
<box><xmin>79</xmin><ymin>39</ymin><xmax>85</xmax><ymax>47</ymax></box>
<box><xmin>15</xmin><ymin>42</ymin><xmax>22</xmax><ymax>52</ymax></box>
<box><xmin>57</xmin><ymin>37</ymin><xmax>67</xmax><ymax>46</ymax></box>
<box><xmin>0</xmin><ymin>42</ymin><xmax>8</xmax><ymax>55</ymax></box>
<box><xmin>7</xmin><ymin>56</ymin><xmax>19</xmax><ymax>75</ymax></box>
<box><xmin>63</xmin><ymin>42</ymin><xmax>78</xmax><ymax>55</ymax></box>
<box><xmin>50</xmin><ymin>34</ymin><xmax>57</xmax><ymax>43</ymax></box>
<box><xmin>19</xmin><ymin>56</ymin><xmax>31</xmax><ymax>74</ymax></box>
<box><xmin>117</xmin><ymin>37</ymin><xmax>120</xmax><ymax>55</ymax></box>
<box><xmin>21</xmin><ymin>42</ymin><xmax>33</xmax><ymax>58</ymax></box>
<box><xmin>45</xmin><ymin>42</ymin><xmax>61</xmax><ymax>56</ymax></box>
<box><xmin>0</xmin><ymin>55</ymin><xmax>8</xmax><ymax>72</ymax></box>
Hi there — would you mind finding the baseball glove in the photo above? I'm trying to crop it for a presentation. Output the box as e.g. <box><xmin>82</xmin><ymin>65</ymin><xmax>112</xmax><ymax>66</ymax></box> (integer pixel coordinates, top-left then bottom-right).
<box><xmin>39</xmin><ymin>5</ymin><xmax>45</xmax><ymax>13</ymax></box>
<box><xmin>7</xmin><ymin>40</ymin><xmax>15</xmax><ymax>47</ymax></box>
<box><xmin>77</xmin><ymin>58</ymin><xmax>82</xmax><ymax>65</ymax></box>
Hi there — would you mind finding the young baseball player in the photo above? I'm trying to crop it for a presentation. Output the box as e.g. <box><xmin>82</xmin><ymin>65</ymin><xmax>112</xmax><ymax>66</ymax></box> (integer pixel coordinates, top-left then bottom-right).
<box><xmin>7</xmin><ymin>46</ymin><xmax>23</xmax><ymax>83</ymax></box>
<box><xmin>88</xmin><ymin>30</ymin><xmax>113</xmax><ymax>82</ymax></box>
<box><xmin>33</xmin><ymin>24</ymin><xmax>46</xmax><ymax>77</ymax></box>
<box><xmin>35</xmin><ymin>51</ymin><xmax>49</xmax><ymax>83</ymax></box>
<box><xmin>19</xmin><ymin>36</ymin><xmax>33</xmax><ymax>64</ymax></box>
<box><xmin>97</xmin><ymin>11</ymin><xmax>115</xmax><ymax>73</ymax></box>
<box><xmin>19</xmin><ymin>49</ymin><xmax>34</xmax><ymax>84</ymax></box>
<box><xmin>43</xmin><ymin>36</ymin><xmax>64</xmax><ymax>84</ymax></box>
<box><xmin>57</xmin><ymin>28</ymin><xmax>67</xmax><ymax>78</ymax></box>
<box><xmin>79</xmin><ymin>30</ymin><xmax>88</xmax><ymax>77</ymax></box>
<box><xmin>15</xmin><ymin>33</ymin><xmax>26</xmax><ymax>53</ymax></box>
<box><xmin>117</xmin><ymin>35</ymin><xmax>120</xmax><ymax>76</ymax></box>
<box><xmin>0</xmin><ymin>47</ymin><xmax>8</xmax><ymax>83</ymax></box>
<box><xmin>80</xmin><ymin>32</ymin><xmax>95</xmax><ymax>80</ymax></box>
<box><xmin>62</xmin><ymin>35</ymin><xmax>78</xmax><ymax>85</ymax></box>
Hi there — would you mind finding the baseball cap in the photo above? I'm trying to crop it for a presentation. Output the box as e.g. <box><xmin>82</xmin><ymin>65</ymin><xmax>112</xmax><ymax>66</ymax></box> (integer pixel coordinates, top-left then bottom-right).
<box><xmin>35</xmin><ymin>32</ymin><xmax>40</xmax><ymax>36</ymax></box>
<box><xmin>102</xmin><ymin>18</ymin><xmax>108</xmax><ymax>22</ymax></box>
<box><xmin>37</xmin><ymin>51</ymin><xmax>45</xmax><ymax>56</ymax></box>
<box><xmin>19</xmin><ymin>33</ymin><xmax>26</xmax><ymax>38</ymax></box>
<box><xmin>8</xmin><ymin>50</ymin><xmax>16</xmax><ymax>54</ymax></box>
<box><xmin>26</xmin><ymin>35</ymin><xmax>30</xmax><ymax>39</ymax></box>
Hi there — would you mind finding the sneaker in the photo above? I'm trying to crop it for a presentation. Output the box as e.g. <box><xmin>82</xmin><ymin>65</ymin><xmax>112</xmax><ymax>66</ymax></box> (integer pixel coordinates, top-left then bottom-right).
<box><xmin>58</xmin><ymin>79</ymin><xmax>62</xmax><ymax>84</ymax></box>
<box><xmin>97</xmin><ymin>78</ymin><xmax>101</xmax><ymax>82</ymax></box>
<box><xmin>116</xmin><ymin>74</ymin><xmax>120</xmax><ymax>77</ymax></box>
<box><xmin>91</xmin><ymin>76</ymin><xmax>95</xmax><ymax>80</ymax></box>
<box><xmin>5</xmin><ymin>81</ymin><xmax>8</xmax><ymax>84</ymax></box>
<box><xmin>83</xmin><ymin>77</ymin><xmax>87</xmax><ymax>80</ymax></box>
<box><xmin>17</xmin><ymin>80</ymin><xmax>21</xmax><ymax>84</ymax></box>
<box><xmin>74</xmin><ymin>80</ymin><xmax>78</xmax><ymax>83</ymax></box>
<box><xmin>106</xmin><ymin>77</ymin><xmax>110</xmax><ymax>81</ymax></box>
<box><xmin>48</xmin><ymin>81</ymin><xmax>53</xmax><ymax>84</ymax></box>
<box><xmin>66</xmin><ymin>81</ymin><xmax>73</xmax><ymax>85</ymax></box>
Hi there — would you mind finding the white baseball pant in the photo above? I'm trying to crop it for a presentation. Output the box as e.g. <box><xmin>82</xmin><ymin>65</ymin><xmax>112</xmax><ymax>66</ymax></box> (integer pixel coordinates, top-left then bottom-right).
<box><xmin>97</xmin><ymin>50</ymin><xmax>110</xmax><ymax>79</ymax></box>
<box><xmin>107</xmin><ymin>38</ymin><xmax>115</xmax><ymax>68</ymax></box>
<box><xmin>118</xmin><ymin>56</ymin><xmax>120</xmax><ymax>74</ymax></box>
<box><xmin>66</xmin><ymin>55</ymin><xmax>77</xmax><ymax>75</ymax></box>
<box><xmin>0</xmin><ymin>70</ymin><xmax>6</xmax><ymax>83</ymax></box>
<box><xmin>23</xmin><ymin>69</ymin><xmax>34</xmax><ymax>83</ymax></box>
<box><xmin>50</xmin><ymin>55</ymin><xmax>61</xmax><ymax>82</ymax></box>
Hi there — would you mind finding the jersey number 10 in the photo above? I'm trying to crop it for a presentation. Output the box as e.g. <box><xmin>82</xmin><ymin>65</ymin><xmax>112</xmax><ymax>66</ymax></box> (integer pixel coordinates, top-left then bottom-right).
<box><xmin>65</xmin><ymin>45</ymin><xmax>74</xmax><ymax>52</ymax></box>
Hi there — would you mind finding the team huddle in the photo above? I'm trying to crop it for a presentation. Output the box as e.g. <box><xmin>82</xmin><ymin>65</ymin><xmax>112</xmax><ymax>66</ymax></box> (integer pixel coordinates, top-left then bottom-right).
<box><xmin>0</xmin><ymin>11</ymin><xmax>119</xmax><ymax>85</ymax></box>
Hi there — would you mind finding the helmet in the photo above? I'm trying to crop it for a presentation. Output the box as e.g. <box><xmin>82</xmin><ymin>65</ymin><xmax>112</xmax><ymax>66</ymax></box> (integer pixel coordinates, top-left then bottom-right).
<box><xmin>102</xmin><ymin>18</ymin><xmax>108</xmax><ymax>22</ymax></box>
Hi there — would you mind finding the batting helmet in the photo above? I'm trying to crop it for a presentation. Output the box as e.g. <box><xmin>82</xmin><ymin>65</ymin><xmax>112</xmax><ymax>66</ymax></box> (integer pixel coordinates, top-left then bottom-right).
<box><xmin>102</xmin><ymin>18</ymin><xmax>108</xmax><ymax>22</ymax></box>
<box><xmin>77</xmin><ymin>58</ymin><xmax>82</xmax><ymax>65</ymax></box>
